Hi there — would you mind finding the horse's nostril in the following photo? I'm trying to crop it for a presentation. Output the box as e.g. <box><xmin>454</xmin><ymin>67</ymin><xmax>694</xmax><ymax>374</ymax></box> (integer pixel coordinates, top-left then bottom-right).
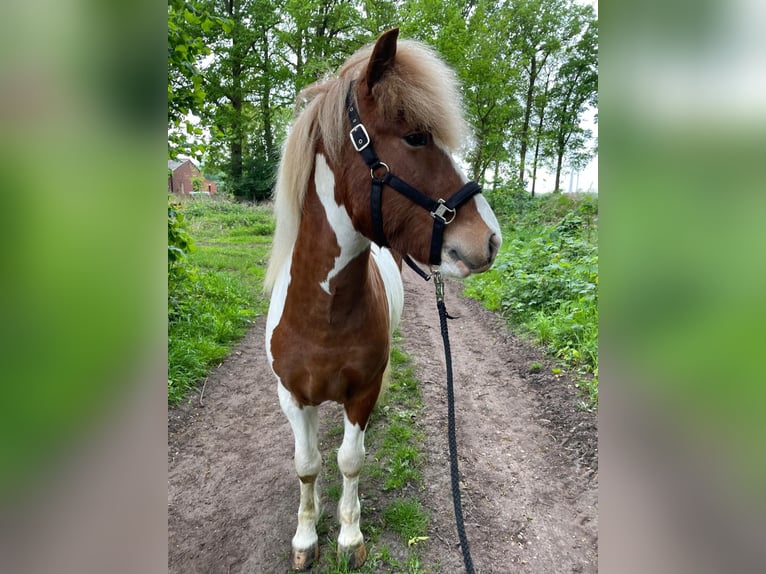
<box><xmin>488</xmin><ymin>233</ymin><xmax>501</xmax><ymax>260</ymax></box>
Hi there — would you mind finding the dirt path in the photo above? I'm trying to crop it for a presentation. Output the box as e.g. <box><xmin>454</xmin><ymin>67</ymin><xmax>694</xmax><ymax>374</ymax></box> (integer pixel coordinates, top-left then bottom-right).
<box><xmin>168</xmin><ymin>270</ymin><xmax>598</xmax><ymax>573</ymax></box>
<box><xmin>397</xmin><ymin>273</ymin><xmax>597</xmax><ymax>573</ymax></box>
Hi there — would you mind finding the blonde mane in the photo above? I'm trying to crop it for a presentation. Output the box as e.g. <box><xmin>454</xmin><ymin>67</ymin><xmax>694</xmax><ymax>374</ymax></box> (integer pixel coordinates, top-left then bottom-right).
<box><xmin>264</xmin><ymin>39</ymin><xmax>467</xmax><ymax>292</ymax></box>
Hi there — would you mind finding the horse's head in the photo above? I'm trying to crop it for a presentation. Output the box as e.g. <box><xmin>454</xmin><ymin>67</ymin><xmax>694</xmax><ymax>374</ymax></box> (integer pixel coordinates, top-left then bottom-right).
<box><xmin>341</xmin><ymin>28</ymin><xmax>501</xmax><ymax>278</ymax></box>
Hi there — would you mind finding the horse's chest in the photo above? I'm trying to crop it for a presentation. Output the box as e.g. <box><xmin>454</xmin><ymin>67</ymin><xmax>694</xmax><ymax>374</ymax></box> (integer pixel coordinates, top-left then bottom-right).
<box><xmin>268</xmin><ymin>286</ymin><xmax>390</xmax><ymax>404</ymax></box>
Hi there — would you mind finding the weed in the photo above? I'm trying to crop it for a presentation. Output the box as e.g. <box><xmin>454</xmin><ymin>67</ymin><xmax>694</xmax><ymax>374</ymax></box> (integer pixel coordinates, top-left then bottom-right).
<box><xmin>465</xmin><ymin>191</ymin><xmax>598</xmax><ymax>407</ymax></box>
<box><xmin>382</xmin><ymin>498</ymin><xmax>429</xmax><ymax>542</ymax></box>
<box><xmin>167</xmin><ymin>199</ymin><xmax>273</xmax><ymax>404</ymax></box>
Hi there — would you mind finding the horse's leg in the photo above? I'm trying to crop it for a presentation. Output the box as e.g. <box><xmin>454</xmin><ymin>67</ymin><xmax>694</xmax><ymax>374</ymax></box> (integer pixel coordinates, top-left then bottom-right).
<box><xmin>337</xmin><ymin>399</ymin><xmax>376</xmax><ymax>569</ymax></box>
<box><xmin>278</xmin><ymin>382</ymin><xmax>322</xmax><ymax>570</ymax></box>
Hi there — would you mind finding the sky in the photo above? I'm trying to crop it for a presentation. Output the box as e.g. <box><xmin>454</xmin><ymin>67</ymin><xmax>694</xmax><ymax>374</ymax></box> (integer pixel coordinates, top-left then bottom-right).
<box><xmin>532</xmin><ymin>105</ymin><xmax>599</xmax><ymax>195</ymax></box>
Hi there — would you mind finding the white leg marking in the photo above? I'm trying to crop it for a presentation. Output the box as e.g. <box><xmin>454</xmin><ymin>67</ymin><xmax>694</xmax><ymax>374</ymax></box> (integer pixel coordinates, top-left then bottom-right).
<box><xmin>314</xmin><ymin>154</ymin><xmax>370</xmax><ymax>294</ymax></box>
<box><xmin>336</xmin><ymin>412</ymin><xmax>366</xmax><ymax>549</ymax></box>
<box><xmin>278</xmin><ymin>382</ymin><xmax>322</xmax><ymax>552</ymax></box>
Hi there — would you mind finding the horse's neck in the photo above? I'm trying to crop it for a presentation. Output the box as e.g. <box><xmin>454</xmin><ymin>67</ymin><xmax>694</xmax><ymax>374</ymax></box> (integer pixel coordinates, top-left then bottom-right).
<box><xmin>293</xmin><ymin>153</ymin><xmax>371</xmax><ymax>299</ymax></box>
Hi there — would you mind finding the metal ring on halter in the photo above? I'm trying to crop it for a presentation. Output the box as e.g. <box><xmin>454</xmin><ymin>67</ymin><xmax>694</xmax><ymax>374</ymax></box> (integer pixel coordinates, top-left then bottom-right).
<box><xmin>370</xmin><ymin>161</ymin><xmax>389</xmax><ymax>180</ymax></box>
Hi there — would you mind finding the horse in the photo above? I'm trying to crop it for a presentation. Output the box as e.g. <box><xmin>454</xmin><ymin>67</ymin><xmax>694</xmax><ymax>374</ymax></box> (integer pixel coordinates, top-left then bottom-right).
<box><xmin>264</xmin><ymin>28</ymin><xmax>501</xmax><ymax>570</ymax></box>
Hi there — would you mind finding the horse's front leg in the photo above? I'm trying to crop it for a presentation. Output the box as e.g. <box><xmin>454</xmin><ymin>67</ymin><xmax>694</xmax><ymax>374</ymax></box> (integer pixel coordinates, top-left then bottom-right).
<box><xmin>278</xmin><ymin>382</ymin><xmax>322</xmax><ymax>570</ymax></box>
<box><xmin>336</xmin><ymin>407</ymin><xmax>370</xmax><ymax>569</ymax></box>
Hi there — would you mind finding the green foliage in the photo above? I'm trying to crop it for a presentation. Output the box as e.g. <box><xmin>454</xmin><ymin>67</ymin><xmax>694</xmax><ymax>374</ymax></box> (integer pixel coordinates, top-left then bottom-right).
<box><xmin>168</xmin><ymin>197</ymin><xmax>195</xmax><ymax>276</ymax></box>
<box><xmin>167</xmin><ymin>0</ymin><xmax>227</xmax><ymax>159</ymax></box>
<box><xmin>382</xmin><ymin>498</ymin><xmax>429</xmax><ymax>542</ymax></box>
<box><xmin>168</xmin><ymin>1</ymin><xmax>597</xmax><ymax>197</ymax></box>
<box><xmin>367</xmin><ymin>339</ymin><xmax>425</xmax><ymax>492</ymax></box>
<box><xmin>168</xmin><ymin>198</ymin><xmax>272</xmax><ymax>404</ymax></box>
<box><xmin>168</xmin><ymin>268</ymin><xmax>255</xmax><ymax>403</ymax></box>
<box><xmin>465</xmin><ymin>191</ymin><xmax>598</xmax><ymax>405</ymax></box>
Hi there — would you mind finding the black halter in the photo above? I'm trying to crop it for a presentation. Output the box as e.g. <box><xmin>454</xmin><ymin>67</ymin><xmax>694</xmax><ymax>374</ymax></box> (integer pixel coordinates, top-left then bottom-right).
<box><xmin>345</xmin><ymin>85</ymin><xmax>482</xmax><ymax>273</ymax></box>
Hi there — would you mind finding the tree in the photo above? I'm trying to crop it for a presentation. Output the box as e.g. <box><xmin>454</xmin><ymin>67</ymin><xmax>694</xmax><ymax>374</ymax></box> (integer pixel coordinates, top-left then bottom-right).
<box><xmin>529</xmin><ymin>70</ymin><xmax>552</xmax><ymax>197</ymax></box>
<box><xmin>167</xmin><ymin>0</ymin><xmax>598</xmax><ymax>201</ymax></box>
<box><xmin>197</xmin><ymin>0</ymin><xmax>289</xmax><ymax>200</ymax></box>
<box><xmin>509</xmin><ymin>0</ymin><xmax>569</xmax><ymax>188</ymax></box>
<box><xmin>546</xmin><ymin>10</ymin><xmax>597</xmax><ymax>192</ymax></box>
<box><xmin>400</xmin><ymin>0</ymin><xmax>522</xmax><ymax>185</ymax></box>
<box><xmin>461</xmin><ymin>1</ymin><xmax>523</xmax><ymax>185</ymax></box>
<box><xmin>167</xmin><ymin>0</ymin><xmax>226</xmax><ymax>159</ymax></box>
<box><xmin>279</xmin><ymin>0</ymin><xmax>367</xmax><ymax>95</ymax></box>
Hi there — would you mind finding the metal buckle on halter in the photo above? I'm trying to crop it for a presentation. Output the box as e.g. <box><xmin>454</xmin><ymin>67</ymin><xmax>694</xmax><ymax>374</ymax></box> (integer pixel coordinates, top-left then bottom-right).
<box><xmin>431</xmin><ymin>199</ymin><xmax>456</xmax><ymax>224</ymax></box>
<box><xmin>349</xmin><ymin>124</ymin><xmax>370</xmax><ymax>151</ymax></box>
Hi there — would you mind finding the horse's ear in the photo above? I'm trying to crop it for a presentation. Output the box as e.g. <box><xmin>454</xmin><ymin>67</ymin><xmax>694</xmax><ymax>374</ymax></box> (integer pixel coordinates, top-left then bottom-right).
<box><xmin>366</xmin><ymin>28</ymin><xmax>399</xmax><ymax>91</ymax></box>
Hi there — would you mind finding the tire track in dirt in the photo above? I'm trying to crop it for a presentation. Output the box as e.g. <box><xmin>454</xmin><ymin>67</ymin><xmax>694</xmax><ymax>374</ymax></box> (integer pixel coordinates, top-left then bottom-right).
<box><xmin>168</xmin><ymin>269</ymin><xmax>597</xmax><ymax>573</ymax></box>
<box><xmin>397</xmin><ymin>270</ymin><xmax>597</xmax><ymax>573</ymax></box>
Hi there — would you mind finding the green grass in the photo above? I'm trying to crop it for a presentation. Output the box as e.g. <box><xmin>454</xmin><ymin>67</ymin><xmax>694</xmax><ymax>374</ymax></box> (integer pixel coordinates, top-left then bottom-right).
<box><xmin>168</xmin><ymin>197</ymin><xmax>273</xmax><ymax>404</ymax></box>
<box><xmin>182</xmin><ymin>197</ymin><xmax>276</xmax><ymax>241</ymax></box>
<box><xmin>382</xmin><ymin>498</ymin><xmax>429</xmax><ymax>541</ymax></box>
<box><xmin>465</xmin><ymin>191</ymin><xmax>599</xmax><ymax>406</ymax></box>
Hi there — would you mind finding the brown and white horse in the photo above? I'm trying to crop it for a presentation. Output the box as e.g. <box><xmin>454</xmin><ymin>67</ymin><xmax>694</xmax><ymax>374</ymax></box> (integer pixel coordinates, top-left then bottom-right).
<box><xmin>264</xmin><ymin>28</ymin><xmax>501</xmax><ymax>570</ymax></box>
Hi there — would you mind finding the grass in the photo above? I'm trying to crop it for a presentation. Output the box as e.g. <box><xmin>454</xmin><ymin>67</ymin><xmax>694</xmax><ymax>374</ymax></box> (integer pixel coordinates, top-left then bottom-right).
<box><xmin>382</xmin><ymin>498</ymin><xmax>430</xmax><ymax>541</ymax></box>
<box><xmin>168</xmin><ymin>197</ymin><xmax>273</xmax><ymax>404</ymax></box>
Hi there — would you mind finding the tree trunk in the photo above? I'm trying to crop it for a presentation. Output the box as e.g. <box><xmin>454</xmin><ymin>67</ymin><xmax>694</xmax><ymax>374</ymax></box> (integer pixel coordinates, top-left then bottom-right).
<box><xmin>470</xmin><ymin>130</ymin><xmax>485</xmax><ymax>183</ymax></box>
<box><xmin>261</xmin><ymin>28</ymin><xmax>274</xmax><ymax>162</ymax></box>
<box><xmin>554</xmin><ymin>146</ymin><xmax>564</xmax><ymax>193</ymax></box>
<box><xmin>530</xmin><ymin>76</ymin><xmax>550</xmax><ymax>198</ymax></box>
<box><xmin>491</xmin><ymin>157</ymin><xmax>500</xmax><ymax>195</ymax></box>
<box><xmin>230</xmin><ymin>80</ymin><xmax>244</xmax><ymax>193</ymax></box>
<box><xmin>519</xmin><ymin>54</ymin><xmax>537</xmax><ymax>188</ymax></box>
<box><xmin>531</xmin><ymin>136</ymin><xmax>540</xmax><ymax>198</ymax></box>
<box><xmin>294</xmin><ymin>32</ymin><xmax>304</xmax><ymax>96</ymax></box>
<box><xmin>530</xmin><ymin>114</ymin><xmax>544</xmax><ymax>198</ymax></box>
<box><xmin>228</xmin><ymin>0</ymin><xmax>244</xmax><ymax>194</ymax></box>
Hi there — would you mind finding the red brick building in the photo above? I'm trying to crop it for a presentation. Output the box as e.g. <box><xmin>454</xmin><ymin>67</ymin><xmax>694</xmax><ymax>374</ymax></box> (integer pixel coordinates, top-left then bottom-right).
<box><xmin>168</xmin><ymin>159</ymin><xmax>218</xmax><ymax>195</ymax></box>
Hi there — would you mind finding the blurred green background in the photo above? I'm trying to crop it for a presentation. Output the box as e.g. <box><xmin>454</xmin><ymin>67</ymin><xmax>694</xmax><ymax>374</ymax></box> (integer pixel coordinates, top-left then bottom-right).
<box><xmin>0</xmin><ymin>0</ymin><xmax>164</xmax><ymax>499</ymax></box>
<box><xmin>601</xmin><ymin>0</ymin><xmax>766</xmax><ymax>486</ymax></box>
<box><xmin>600</xmin><ymin>0</ymin><xmax>766</xmax><ymax>571</ymax></box>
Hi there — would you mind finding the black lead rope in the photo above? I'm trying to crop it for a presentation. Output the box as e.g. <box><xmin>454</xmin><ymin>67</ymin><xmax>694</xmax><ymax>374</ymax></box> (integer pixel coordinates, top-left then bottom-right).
<box><xmin>432</xmin><ymin>270</ymin><xmax>475</xmax><ymax>574</ymax></box>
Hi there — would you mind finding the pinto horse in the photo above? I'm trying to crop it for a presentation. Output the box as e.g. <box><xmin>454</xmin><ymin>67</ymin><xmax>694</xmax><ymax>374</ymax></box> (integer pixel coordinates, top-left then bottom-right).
<box><xmin>264</xmin><ymin>28</ymin><xmax>501</xmax><ymax>570</ymax></box>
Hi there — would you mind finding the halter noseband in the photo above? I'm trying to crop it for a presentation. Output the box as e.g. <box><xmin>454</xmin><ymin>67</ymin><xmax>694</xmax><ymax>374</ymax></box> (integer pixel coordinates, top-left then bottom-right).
<box><xmin>346</xmin><ymin>85</ymin><xmax>482</xmax><ymax>269</ymax></box>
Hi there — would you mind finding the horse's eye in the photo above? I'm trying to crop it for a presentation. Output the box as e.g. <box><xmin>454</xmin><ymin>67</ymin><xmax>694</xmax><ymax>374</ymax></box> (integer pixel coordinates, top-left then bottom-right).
<box><xmin>403</xmin><ymin>132</ymin><xmax>428</xmax><ymax>147</ymax></box>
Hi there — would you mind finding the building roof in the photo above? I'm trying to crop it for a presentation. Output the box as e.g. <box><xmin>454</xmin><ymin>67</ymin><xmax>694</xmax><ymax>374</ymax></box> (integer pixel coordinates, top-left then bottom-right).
<box><xmin>168</xmin><ymin>159</ymin><xmax>187</xmax><ymax>171</ymax></box>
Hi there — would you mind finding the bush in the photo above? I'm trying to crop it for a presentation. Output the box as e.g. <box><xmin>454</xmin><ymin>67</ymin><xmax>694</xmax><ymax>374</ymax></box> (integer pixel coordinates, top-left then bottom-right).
<box><xmin>167</xmin><ymin>198</ymin><xmax>267</xmax><ymax>404</ymax></box>
<box><xmin>465</xmin><ymin>189</ymin><xmax>598</xmax><ymax>405</ymax></box>
<box><xmin>168</xmin><ymin>267</ymin><xmax>255</xmax><ymax>403</ymax></box>
<box><xmin>168</xmin><ymin>197</ymin><xmax>195</xmax><ymax>273</ymax></box>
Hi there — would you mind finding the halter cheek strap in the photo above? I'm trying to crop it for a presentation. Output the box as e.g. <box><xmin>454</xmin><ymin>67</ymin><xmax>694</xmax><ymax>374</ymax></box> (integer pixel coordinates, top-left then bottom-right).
<box><xmin>346</xmin><ymin>86</ymin><xmax>482</xmax><ymax>270</ymax></box>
